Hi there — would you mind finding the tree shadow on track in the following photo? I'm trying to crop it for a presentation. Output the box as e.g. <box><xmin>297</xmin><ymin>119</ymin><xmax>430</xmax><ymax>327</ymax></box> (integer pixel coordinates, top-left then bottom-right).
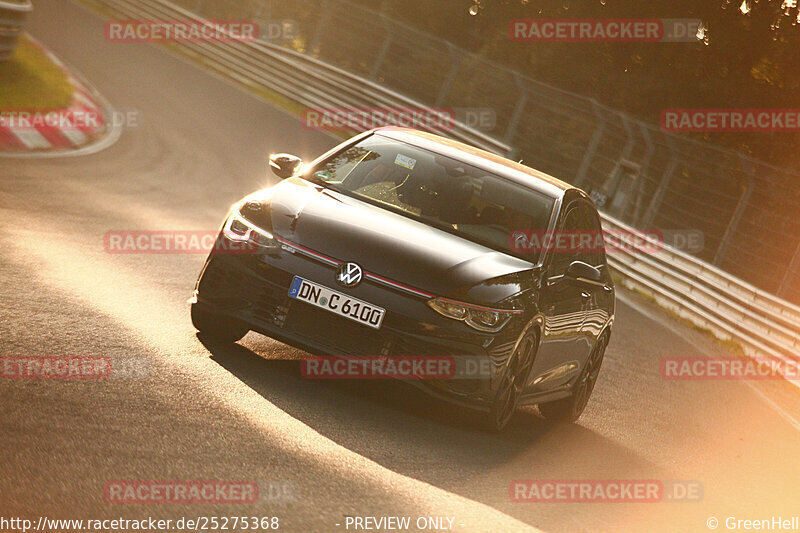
<box><xmin>198</xmin><ymin>334</ymin><xmax>656</xmax><ymax>516</ymax></box>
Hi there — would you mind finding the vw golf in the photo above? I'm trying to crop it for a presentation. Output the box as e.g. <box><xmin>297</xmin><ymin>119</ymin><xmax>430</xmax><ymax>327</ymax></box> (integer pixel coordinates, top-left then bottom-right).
<box><xmin>191</xmin><ymin>128</ymin><xmax>615</xmax><ymax>430</ymax></box>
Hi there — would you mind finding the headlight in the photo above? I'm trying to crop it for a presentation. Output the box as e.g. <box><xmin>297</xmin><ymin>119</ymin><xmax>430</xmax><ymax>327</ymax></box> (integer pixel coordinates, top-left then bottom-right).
<box><xmin>222</xmin><ymin>209</ymin><xmax>278</xmax><ymax>249</ymax></box>
<box><xmin>427</xmin><ymin>297</ymin><xmax>522</xmax><ymax>333</ymax></box>
<box><xmin>427</xmin><ymin>298</ymin><xmax>468</xmax><ymax>320</ymax></box>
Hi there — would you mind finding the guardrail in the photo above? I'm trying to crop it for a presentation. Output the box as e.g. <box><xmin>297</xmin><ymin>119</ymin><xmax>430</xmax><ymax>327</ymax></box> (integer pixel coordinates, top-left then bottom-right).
<box><xmin>92</xmin><ymin>0</ymin><xmax>800</xmax><ymax>379</ymax></box>
<box><xmin>91</xmin><ymin>0</ymin><xmax>508</xmax><ymax>155</ymax></box>
<box><xmin>604</xmin><ymin>217</ymin><xmax>800</xmax><ymax>368</ymax></box>
<box><xmin>0</xmin><ymin>0</ymin><xmax>33</xmax><ymax>61</ymax></box>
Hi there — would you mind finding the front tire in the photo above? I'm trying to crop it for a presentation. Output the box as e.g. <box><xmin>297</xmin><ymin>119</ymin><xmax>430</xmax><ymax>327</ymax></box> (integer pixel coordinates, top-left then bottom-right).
<box><xmin>191</xmin><ymin>304</ymin><xmax>249</xmax><ymax>344</ymax></box>
<box><xmin>484</xmin><ymin>330</ymin><xmax>539</xmax><ymax>432</ymax></box>
<box><xmin>538</xmin><ymin>333</ymin><xmax>608</xmax><ymax>423</ymax></box>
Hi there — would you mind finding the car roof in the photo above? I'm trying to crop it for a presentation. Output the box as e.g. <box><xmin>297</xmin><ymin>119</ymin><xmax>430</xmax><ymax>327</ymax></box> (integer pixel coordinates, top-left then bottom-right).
<box><xmin>372</xmin><ymin>127</ymin><xmax>577</xmax><ymax>200</ymax></box>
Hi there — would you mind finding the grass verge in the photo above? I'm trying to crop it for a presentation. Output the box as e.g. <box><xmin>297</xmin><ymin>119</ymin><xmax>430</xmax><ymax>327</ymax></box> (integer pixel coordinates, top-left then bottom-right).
<box><xmin>612</xmin><ymin>273</ymin><xmax>747</xmax><ymax>357</ymax></box>
<box><xmin>0</xmin><ymin>34</ymin><xmax>74</xmax><ymax>110</ymax></box>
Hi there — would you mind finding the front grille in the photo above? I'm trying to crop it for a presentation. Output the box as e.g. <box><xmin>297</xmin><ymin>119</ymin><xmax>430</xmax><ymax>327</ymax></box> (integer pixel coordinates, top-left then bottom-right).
<box><xmin>200</xmin><ymin>257</ymin><xmax>292</xmax><ymax>323</ymax></box>
<box><xmin>249</xmin><ymin>261</ymin><xmax>293</xmax><ymax>325</ymax></box>
<box><xmin>393</xmin><ymin>335</ymin><xmax>453</xmax><ymax>357</ymax></box>
<box><xmin>283</xmin><ymin>300</ymin><xmax>387</xmax><ymax>355</ymax></box>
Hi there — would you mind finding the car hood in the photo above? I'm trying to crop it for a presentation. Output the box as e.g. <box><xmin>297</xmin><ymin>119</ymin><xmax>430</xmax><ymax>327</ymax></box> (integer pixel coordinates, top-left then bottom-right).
<box><xmin>258</xmin><ymin>178</ymin><xmax>537</xmax><ymax>303</ymax></box>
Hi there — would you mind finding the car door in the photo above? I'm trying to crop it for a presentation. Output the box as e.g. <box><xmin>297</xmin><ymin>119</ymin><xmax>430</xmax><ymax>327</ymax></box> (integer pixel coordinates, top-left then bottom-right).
<box><xmin>527</xmin><ymin>203</ymin><xmax>592</xmax><ymax>393</ymax></box>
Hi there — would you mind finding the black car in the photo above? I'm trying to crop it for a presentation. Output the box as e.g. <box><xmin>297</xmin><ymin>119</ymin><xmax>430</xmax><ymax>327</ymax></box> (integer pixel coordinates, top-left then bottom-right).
<box><xmin>191</xmin><ymin>128</ymin><xmax>615</xmax><ymax>430</ymax></box>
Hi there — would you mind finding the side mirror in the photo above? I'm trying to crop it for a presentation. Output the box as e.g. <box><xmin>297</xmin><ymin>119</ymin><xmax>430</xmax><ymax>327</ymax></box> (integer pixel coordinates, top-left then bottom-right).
<box><xmin>565</xmin><ymin>261</ymin><xmax>602</xmax><ymax>284</ymax></box>
<box><xmin>269</xmin><ymin>153</ymin><xmax>303</xmax><ymax>179</ymax></box>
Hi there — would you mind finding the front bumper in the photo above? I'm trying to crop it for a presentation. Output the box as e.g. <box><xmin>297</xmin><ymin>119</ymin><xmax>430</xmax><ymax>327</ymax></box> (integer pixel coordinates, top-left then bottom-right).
<box><xmin>193</xmin><ymin>234</ymin><xmax>527</xmax><ymax>406</ymax></box>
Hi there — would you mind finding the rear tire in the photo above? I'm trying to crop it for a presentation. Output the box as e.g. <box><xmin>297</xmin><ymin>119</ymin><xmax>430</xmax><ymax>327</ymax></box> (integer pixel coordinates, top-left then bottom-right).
<box><xmin>191</xmin><ymin>304</ymin><xmax>249</xmax><ymax>344</ymax></box>
<box><xmin>538</xmin><ymin>333</ymin><xmax>608</xmax><ymax>423</ymax></box>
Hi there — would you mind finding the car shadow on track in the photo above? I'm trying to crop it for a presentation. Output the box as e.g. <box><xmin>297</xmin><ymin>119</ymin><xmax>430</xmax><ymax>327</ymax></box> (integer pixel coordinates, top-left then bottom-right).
<box><xmin>199</xmin><ymin>334</ymin><xmax>655</xmax><ymax>511</ymax></box>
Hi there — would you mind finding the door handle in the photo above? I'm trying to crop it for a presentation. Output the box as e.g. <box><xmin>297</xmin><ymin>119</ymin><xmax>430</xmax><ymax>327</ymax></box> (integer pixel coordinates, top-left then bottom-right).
<box><xmin>581</xmin><ymin>291</ymin><xmax>590</xmax><ymax>299</ymax></box>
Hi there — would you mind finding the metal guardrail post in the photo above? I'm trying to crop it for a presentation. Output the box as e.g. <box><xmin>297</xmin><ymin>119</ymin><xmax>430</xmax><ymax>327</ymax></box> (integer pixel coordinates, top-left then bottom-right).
<box><xmin>713</xmin><ymin>159</ymin><xmax>754</xmax><ymax>267</ymax></box>
<box><xmin>574</xmin><ymin>100</ymin><xmax>605</xmax><ymax>188</ymax></box>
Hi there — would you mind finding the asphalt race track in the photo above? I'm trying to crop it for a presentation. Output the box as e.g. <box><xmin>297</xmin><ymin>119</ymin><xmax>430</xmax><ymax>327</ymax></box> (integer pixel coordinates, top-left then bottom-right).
<box><xmin>2</xmin><ymin>2</ymin><xmax>800</xmax><ymax>532</ymax></box>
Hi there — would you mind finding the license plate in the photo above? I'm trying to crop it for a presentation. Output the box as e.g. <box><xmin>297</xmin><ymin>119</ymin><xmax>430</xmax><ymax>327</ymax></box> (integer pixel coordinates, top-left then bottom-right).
<box><xmin>288</xmin><ymin>276</ymin><xmax>385</xmax><ymax>329</ymax></box>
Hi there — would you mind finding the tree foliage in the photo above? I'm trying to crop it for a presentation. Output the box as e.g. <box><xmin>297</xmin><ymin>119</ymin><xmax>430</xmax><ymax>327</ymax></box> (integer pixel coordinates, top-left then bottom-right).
<box><xmin>357</xmin><ymin>0</ymin><xmax>800</xmax><ymax>168</ymax></box>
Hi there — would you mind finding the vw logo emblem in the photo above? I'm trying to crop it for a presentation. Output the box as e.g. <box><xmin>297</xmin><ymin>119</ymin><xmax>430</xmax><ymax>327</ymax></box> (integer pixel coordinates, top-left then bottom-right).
<box><xmin>336</xmin><ymin>262</ymin><xmax>363</xmax><ymax>288</ymax></box>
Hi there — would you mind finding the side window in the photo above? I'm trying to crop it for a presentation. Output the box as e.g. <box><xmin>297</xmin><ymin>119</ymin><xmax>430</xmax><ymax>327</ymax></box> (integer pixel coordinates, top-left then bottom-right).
<box><xmin>576</xmin><ymin>204</ymin><xmax>606</xmax><ymax>267</ymax></box>
<box><xmin>548</xmin><ymin>206</ymin><xmax>581</xmax><ymax>277</ymax></box>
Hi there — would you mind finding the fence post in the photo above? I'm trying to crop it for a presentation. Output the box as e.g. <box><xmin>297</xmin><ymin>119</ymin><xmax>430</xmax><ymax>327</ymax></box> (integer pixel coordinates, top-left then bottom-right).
<box><xmin>642</xmin><ymin>133</ymin><xmax>678</xmax><ymax>228</ymax></box>
<box><xmin>713</xmin><ymin>157</ymin><xmax>754</xmax><ymax>267</ymax></box>
<box><xmin>574</xmin><ymin>100</ymin><xmax>605</xmax><ymax>188</ymax></box>
<box><xmin>638</xmin><ymin>123</ymin><xmax>654</xmax><ymax>177</ymax></box>
<box><xmin>778</xmin><ymin>241</ymin><xmax>800</xmax><ymax>299</ymax></box>
<box><xmin>642</xmin><ymin>156</ymin><xmax>678</xmax><ymax>229</ymax></box>
<box><xmin>503</xmin><ymin>72</ymin><xmax>528</xmax><ymax>152</ymax></box>
<box><xmin>435</xmin><ymin>43</ymin><xmax>460</xmax><ymax>106</ymax></box>
<box><xmin>309</xmin><ymin>0</ymin><xmax>331</xmax><ymax>54</ymax></box>
<box><xmin>370</xmin><ymin>14</ymin><xmax>393</xmax><ymax>81</ymax></box>
<box><xmin>252</xmin><ymin>0</ymin><xmax>271</xmax><ymax>40</ymax></box>
<box><xmin>617</xmin><ymin>113</ymin><xmax>636</xmax><ymax>162</ymax></box>
<box><xmin>633</xmin><ymin>123</ymin><xmax>655</xmax><ymax>226</ymax></box>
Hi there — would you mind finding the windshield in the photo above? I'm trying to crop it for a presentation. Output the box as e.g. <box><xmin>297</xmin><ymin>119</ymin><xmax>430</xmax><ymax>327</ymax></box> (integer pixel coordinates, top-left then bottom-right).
<box><xmin>306</xmin><ymin>136</ymin><xmax>556</xmax><ymax>262</ymax></box>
